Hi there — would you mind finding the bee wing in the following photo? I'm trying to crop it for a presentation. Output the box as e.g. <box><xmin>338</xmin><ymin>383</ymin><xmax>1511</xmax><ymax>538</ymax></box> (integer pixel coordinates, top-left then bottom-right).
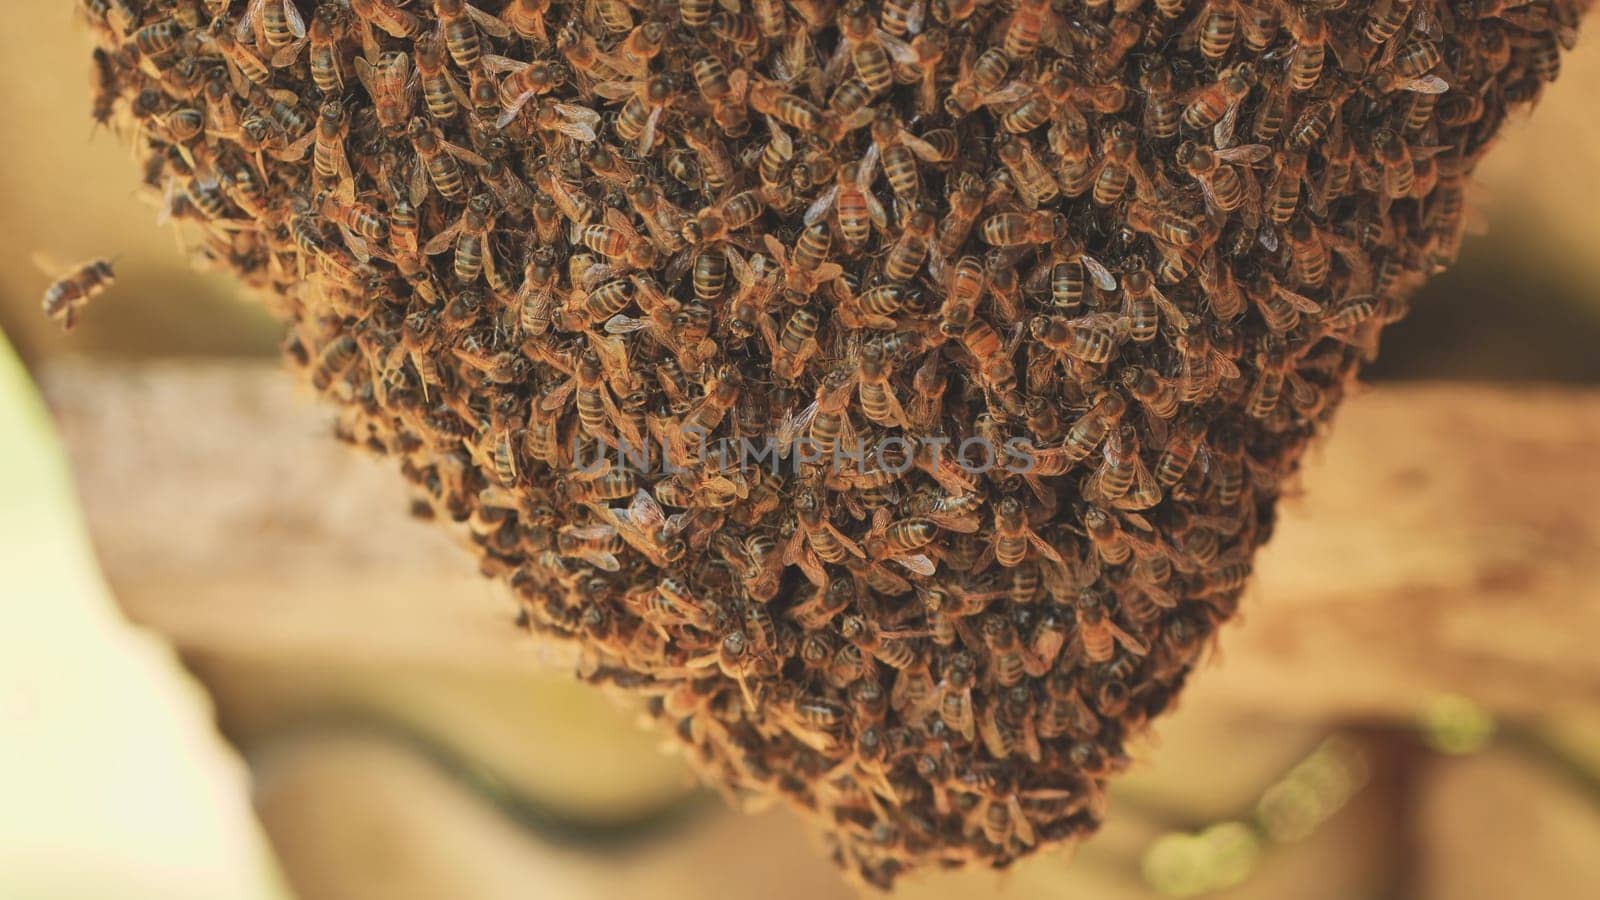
<box><xmin>803</xmin><ymin>185</ymin><xmax>839</xmax><ymax>226</ymax></box>
<box><xmin>565</xmin><ymin>523</ymin><xmax>619</xmax><ymax>541</ymax></box>
<box><xmin>495</xmin><ymin>92</ymin><xmax>538</xmax><ymax>128</ymax></box>
<box><xmin>1209</xmin><ymin>350</ymin><xmax>1242</xmax><ymax>381</ymax></box>
<box><xmin>466</xmin><ymin>5</ymin><xmax>513</xmax><ymax>38</ymax></box>
<box><xmin>638</xmin><ymin>104</ymin><xmax>663</xmax><ymax>154</ymax></box>
<box><xmin>283</xmin><ymin>0</ymin><xmax>306</xmax><ymax>37</ymax></box>
<box><xmin>889</xmin><ymin>550</ymin><xmax>934</xmax><ymax>576</ymax></box>
<box><xmin>1151</xmin><ymin>288</ymin><xmax>1190</xmax><ymax>332</ymax></box>
<box><xmin>481</xmin><ymin>54</ymin><xmax>527</xmax><ymax>74</ymax></box>
<box><xmin>593</xmin><ymin>79</ymin><xmax>637</xmax><ymax>101</ymax></box>
<box><xmin>880</xmin><ymin>33</ymin><xmax>919</xmax><ymax>66</ymax></box>
<box><xmin>627</xmin><ymin>488</ymin><xmax>668</xmax><ymax>532</ymax></box>
<box><xmin>423</xmin><ymin>222</ymin><xmax>463</xmax><ymax>255</ymax></box>
<box><xmin>1107</xmin><ymin>620</ymin><xmax>1149</xmax><ymax>656</ymax></box>
<box><xmin>239</xmin><ymin>0</ymin><xmax>264</xmax><ymax>42</ymax></box>
<box><xmin>1081</xmin><ymin>253</ymin><xmax>1118</xmax><ymax>291</ymax></box>
<box><xmin>1397</xmin><ymin>75</ymin><xmax>1449</xmax><ymax>94</ymax></box>
<box><xmin>442</xmin><ymin>140</ymin><xmax>490</xmax><ymax>167</ymax></box>
<box><xmin>901</xmin><ymin>131</ymin><xmax>946</xmax><ymax>163</ymax></box>
<box><xmin>29</xmin><ymin>251</ymin><xmax>67</xmax><ymax>278</ymax></box>
<box><xmin>1212</xmin><ymin>97</ymin><xmax>1243</xmax><ymax>148</ymax></box>
<box><xmin>906</xmin><ymin>0</ymin><xmax>926</xmax><ymax>35</ymax></box>
<box><xmin>825</xmin><ymin>522</ymin><xmax>868</xmax><ymax>559</ymax></box>
<box><xmin>1275</xmin><ymin>285</ymin><xmax>1324</xmax><ymax>313</ymax></box>
<box><xmin>764</xmin><ymin>116</ymin><xmax>793</xmax><ymax>156</ymax></box>
<box><xmin>981</xmin><ymin>82</ymin><xmax>1033</xmax><ymax>107</ymax></box>
<box><xmin>1215</xmin><ymin>143</ymin><xmax>1271</xmax><ymax>165</ymax></box>
<box><xmin>272</xmin><ymin>37</ymin><xmax>309</xmax><ymax>68</ymax></box>
<box><xmin>539</xmin><ymin>376</ymin><xmax>577</xmax><ymax>412</ymax></box>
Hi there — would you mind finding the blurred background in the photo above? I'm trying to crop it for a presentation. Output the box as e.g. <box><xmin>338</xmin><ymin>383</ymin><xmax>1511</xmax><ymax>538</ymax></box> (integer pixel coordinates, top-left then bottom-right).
<box><xmin>2</xmin><ymin>2</ymin><xmax>1599</xmax><ymax>898</ymax></box>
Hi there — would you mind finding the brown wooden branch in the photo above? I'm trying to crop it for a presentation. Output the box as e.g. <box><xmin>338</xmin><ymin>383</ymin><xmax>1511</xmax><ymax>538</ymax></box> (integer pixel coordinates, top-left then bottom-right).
<box><xmin>40</xmin><ymin>363</ymin><xmax>1600</xmax><ymax>717</ymax></box>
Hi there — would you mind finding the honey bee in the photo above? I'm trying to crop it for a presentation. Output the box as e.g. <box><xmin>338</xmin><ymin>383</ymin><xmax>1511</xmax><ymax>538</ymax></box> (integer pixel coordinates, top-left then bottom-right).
<box><xmin>596</xmin><ymin>74</ymin><xmax>677</xmax><ymax>154</ymax></box>
<box><xmin>1002</xmin><ymin>0</ymin><xmax>1053</xmax><ymax>60</ymax></box>
<box><xmin>356</xmin><ymin>52</ymin><xmax>415</xmax><ymax>135</ymax></box>
<box><xmin>1075</xmin><ymin>590</ymin><xmax>1148</xmax><ymax>662</ymax></box>
<box><xmin>350</xmin><ymin>0</ymin><xmax>424</xmax><ymax>52</ymax></box>
<box><xmin>1091</xmin><ymin>122</ymin><xmax>1147</xmax><ymax>207</ymax></box>
<box><xmin>1086</xmin><ymin>424</ymin><xmax>1160</xmax><ymax>509</ymax></box>
<box><xmin>996</xmin><ymin>134</ymin><xmax>1060</xmax><ymax>208</ymax></box>
<box><xmin>1032</xmin><ymin>313</ymin><xmax>1124</xmax><ymax>366</ymax></box>
<box><xmin>38</xmin><ymin>256</ymin><xmax>116</xmax><ymax>332</ymax></box>
<box><xmin>502</xmin><ymin>0</ymin><xmax>551</xmax><ymax>42</ymax></box>
<box><xmin>980</xmin><ymin>211</ymin><xmax>1067</xmax><ymax>248</ymax></box>
<box><xmin>748</xmin><ymin>79</ymin><xmax>824</xmax><ymax>133</ymax></box>
<box><xmin>944</xmin><ymin>46</ymin><xmax>1025</xmax><ymax>118</ymax></box>
<box><xmin>991</xmin><ymin>496</ymin><xmax>1064</xmax><ymax>569</ymax></box>
<box><xmin>1176</xmin><ymin>140</ymin><xmax>1268</xmax><ymax>220</ymax></box>
<box><xmin>1196</xmin><ymin>0</ymin><xmax>1239</xmax><ymax>61</ymax></box>
<box><xmin>1182</xmin><ymin>63</ymin><xmax>1255</xmax><ymax>147</ymax></box>
<box><xmin>407</xmin><ymin>116</ymin><xmax>486</xmax><ymax>203</ymax></box>
<box><xmin>936</xmin><ymin>652</ymin><xmax>978</xmax><ymax>741</ymax></box>
<box><xmin>806</xmin><ymin>159</ymin><xmax>887</xmax><ymax>248</ymax></box>
<box><xmin>1139</xmin><ymin>59</ymin><xmax>1183</xmax><ymax>142</ymax></box>
<box><xmin>431</xmin><ymin>0</ymin><xmax>510</xmax><ymax>69</ymax></box>
<box><xmin>424</xmin><ymin>193</ymin><xmax>498</xmax><ymax>284</ymax></box>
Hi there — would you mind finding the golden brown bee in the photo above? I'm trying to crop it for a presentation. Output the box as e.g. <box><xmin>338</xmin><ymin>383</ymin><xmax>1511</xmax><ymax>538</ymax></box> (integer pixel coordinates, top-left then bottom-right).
<box><xmin>944</xmin><ymin>46</ymin><xmax>1023</xmax><ymax>118</ymax></box>
<box><xmin>1198</xmin><ymin>0</ymin><xmax>1239</xmax><ymax>62</ymax></box>
<box><xmin>996</xmin><ymin>134</ymin><xmax>1060</xmax><ymax>208</ymax></box>
<box><xmin>1139</xmin><ymin>59</ymin><xmax>1183</xmax><ymax>142</ymax></box>
<box><xmin>432</xmin><ymin>0</ymin><xmax>510</xmax><ymax>69</ymax></box>
<box><xmin>1177</xmin><ymin>140</ymin><xmax>1268</xmax><ymax>218</ymax></box>
<box><xmin>807</xmin><ymin>159</ymin><xmax>885</xmax><ymax>248</ymax></box>
<box><xmin>39</xmin><ymin>257</ymin><xmax>116</xmax><ymax>332</ymax></box>
<box><xmin>1091</xmin><ymin>122</ymin><xmax>1144</xmax><ymax>207</ymax></box>
<box><xmin>425</xmin><ymin>193</ymin><xmax>498</xmax><ymax>284</ymax></box>
<box><xmin>749</xmin><ymin>79</ymin><xmax>823</xmax><ymax>133</ymax></box>
<box><xmin>1283</xmin><ymin>10</ymin><xmax>1328</xmax><ymax>93</ymax></box>
<box><xmin>1075</xmin><ymin>590</ymin><xmax>1148</xmax><ymax>663</ymax></box>
<box><xmin>993</xmin><ymin>496</ymin><xmax>1064</xmax><ymax>568</ymax></box>
<box><xmin>980</xmin><ymin>211</ymin><xmax>1067</xmax><ymax>248</ymax></box>
<box><xmin>407</xmin><ymin>116</ymin><xmax>486</xmax><ymax>203</ymax></box>
<box><xmin>937</xmin><ymin>652</ymin><xmax>977</xmax><ymax>741</ymax></box>
<box><xmin>1003</xmin><ymin>0</ymin><xmax>1051</xmax><ymax>60</ymax></box>
<box><xmin>356</xmin><ymin>52</ymin><xmax>415</xmax><ymax>135</ymax></box>
<box><xmin>1127</xmin><ymin>201</ymin><xmax>1203</xmax><ymax>248</ymax></box>
<box><xmin>1182</xmin><ymin>64</ymin><xmax>1255</xmax><ymax>145</ymax></box>
<box><xmin>1032</xmin><ymin>313</ymin><xmax>1123</xmax><ymax>365</ymax></box>
<box><xmin>1361</xmin><ymin>0</ymin><xmax>1414</xmax><ymax>47</ymax></box>
<box><xmin>599</xmin><ymin>73</ymin><xmax>677</xmax><ymax>155</ymax></box>
<box><xmin>883</xmin><ymin>208</ymin><xmax>936</xmax><ymax>282</ymax></box>
<box><xmin>350</xmin><ymin>0</ymin><xmax>423</xmax><ymax>45</ymax></box>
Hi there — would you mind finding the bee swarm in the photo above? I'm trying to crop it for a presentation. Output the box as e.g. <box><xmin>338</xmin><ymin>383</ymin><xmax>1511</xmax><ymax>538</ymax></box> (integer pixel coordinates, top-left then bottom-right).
<box><xmin>84</xmin><ymin>0</ymin><xmax>1584</xmax><ymax>886</ymax></box>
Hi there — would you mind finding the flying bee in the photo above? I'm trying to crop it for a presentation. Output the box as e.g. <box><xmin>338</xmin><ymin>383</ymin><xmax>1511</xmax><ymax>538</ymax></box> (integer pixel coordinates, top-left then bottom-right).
<box><xmin>38</xmin><ymin>256</ymin><xmax>116</xmax><ymax>332</ymax></box>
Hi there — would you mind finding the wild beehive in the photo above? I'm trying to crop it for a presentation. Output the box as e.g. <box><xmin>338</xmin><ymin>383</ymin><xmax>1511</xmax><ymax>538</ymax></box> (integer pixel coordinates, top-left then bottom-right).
<box><xmin>80</xmin><ymin>0</ymin><xmax>1584</xmax><ymax>886</ymax></box>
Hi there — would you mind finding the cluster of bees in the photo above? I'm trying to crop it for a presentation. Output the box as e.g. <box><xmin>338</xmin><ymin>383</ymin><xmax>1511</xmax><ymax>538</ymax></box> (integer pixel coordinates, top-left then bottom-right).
<box><xmin>82</xmin><ymin>0</ymin><xmax>1581</xmax><ymax>885</ymax></box>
